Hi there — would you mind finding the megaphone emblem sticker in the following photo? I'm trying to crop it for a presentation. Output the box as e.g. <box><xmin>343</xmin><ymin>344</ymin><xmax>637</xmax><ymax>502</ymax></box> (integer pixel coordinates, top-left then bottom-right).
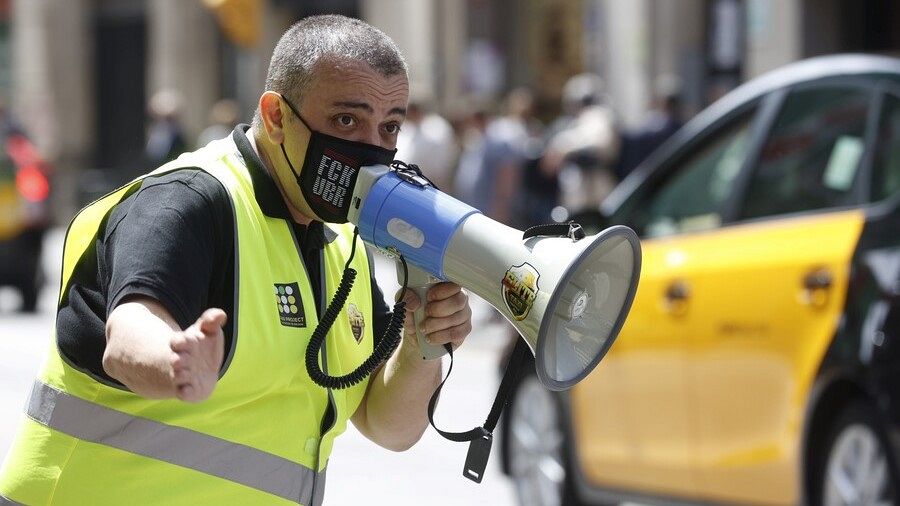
<box><xmin>502</xmin><ymin>263</ymin><xmax>540</xmax><ymax>321</ymax></box>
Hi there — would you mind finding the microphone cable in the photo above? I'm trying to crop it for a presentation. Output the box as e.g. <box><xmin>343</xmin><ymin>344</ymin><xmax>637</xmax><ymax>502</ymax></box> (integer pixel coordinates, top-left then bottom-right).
<box><xmin>305</xmin><ymin>227</ymin><xmax>409</xmax><ymax>389</ymax></box>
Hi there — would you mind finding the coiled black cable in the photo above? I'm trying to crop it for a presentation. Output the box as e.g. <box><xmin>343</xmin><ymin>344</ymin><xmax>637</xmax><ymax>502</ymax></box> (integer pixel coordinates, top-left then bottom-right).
<box><xmin>306</xmin><ymin>228</ymin><xmax>409</xmax><ymax>390</ymax></box>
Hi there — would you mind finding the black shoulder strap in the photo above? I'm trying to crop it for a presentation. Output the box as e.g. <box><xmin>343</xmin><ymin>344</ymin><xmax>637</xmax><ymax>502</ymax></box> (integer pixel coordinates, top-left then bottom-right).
<box><xmin>426</xmin><ymin>338</ymin><xmax>531</xmax><ymax>483</ymax></box>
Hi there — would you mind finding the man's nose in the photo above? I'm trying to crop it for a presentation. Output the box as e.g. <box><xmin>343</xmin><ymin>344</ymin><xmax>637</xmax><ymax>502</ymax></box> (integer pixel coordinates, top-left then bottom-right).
<box><xmin>362</xmin><ymin>127</ymin><xmax>384</xmax><ymax>148</ymax></box>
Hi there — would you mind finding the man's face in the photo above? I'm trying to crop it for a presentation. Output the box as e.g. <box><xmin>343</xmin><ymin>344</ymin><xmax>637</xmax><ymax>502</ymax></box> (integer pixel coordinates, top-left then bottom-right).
<box><xmin>258</xmin><ymin>57</ymin><xmax>408</xmax><ymax>223</ymax></box>
<box><xmin>293</xmin><ymin>59</ymin><xmax>409</xmax><ymax>149</ymax></box>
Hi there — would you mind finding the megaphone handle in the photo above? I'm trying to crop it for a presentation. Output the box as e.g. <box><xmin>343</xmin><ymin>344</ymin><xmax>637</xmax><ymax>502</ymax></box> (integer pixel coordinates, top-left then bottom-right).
<box><xmin>402</xmin><ymin>264</ymin><xmax>450</xmax><ymax>360</ymax></box>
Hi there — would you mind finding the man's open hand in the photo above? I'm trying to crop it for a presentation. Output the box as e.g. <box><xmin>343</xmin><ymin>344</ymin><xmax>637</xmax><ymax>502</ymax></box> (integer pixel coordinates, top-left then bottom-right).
<box><xmin>170</xmin><ymin>309</ymin><xmax>226</xmax><ymax>402</ymax></box>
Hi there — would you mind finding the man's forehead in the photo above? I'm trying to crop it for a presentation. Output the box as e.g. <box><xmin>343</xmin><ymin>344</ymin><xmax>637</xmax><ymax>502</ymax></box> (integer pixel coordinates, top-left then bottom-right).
<box><xmin>305</xmin><ymin>58</ymin><xmax>408</xmax><ymax>114</ymax></box>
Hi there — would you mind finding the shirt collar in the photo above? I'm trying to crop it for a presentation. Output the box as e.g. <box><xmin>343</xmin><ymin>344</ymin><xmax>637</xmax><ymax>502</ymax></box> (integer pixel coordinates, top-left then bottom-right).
<box><xmin>231</xmin><ymin>124</ymin><xmax>336</xmax><ymax>246</ymax></box>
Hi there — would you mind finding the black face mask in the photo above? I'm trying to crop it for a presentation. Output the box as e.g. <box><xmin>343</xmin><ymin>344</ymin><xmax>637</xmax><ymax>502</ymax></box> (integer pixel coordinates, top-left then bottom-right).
<box><xmin>279</xmin><ymin>95</ymin><xmax>397</xmax><ymax>223</ymax></box>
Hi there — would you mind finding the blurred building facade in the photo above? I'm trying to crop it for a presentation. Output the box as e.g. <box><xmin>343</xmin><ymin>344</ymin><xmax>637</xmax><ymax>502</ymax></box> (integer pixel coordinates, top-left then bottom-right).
<box><xmin>1</xmin><ymin>0</ymin><xmax>898</xmax><ymax>220</ymax></box>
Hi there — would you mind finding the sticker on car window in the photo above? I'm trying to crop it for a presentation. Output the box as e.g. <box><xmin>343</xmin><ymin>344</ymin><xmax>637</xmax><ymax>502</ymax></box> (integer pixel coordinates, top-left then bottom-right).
<box><xmin>824</xmin><ymin>136</ymin><xmax>864</xmax><ymax>191</ymax></box>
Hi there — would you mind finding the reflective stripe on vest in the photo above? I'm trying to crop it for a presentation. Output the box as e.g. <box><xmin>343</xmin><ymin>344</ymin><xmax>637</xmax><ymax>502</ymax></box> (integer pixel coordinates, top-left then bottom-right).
<box><xmin>25</xmin><ymin>380</ymin><xmax>325</xmax><ymax>506</ymax></box>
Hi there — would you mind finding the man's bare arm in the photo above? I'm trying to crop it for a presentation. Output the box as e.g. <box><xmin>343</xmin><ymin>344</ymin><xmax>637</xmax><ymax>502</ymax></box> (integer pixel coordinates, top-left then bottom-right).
<box><xmin>103</xmin><ymin>296</ymin><xmax>226</xmax><ymax>402</ymax></box>
<box><xmin>351</xmin><ymin>283</ymin><xmax>471</xmax><ymax>451</ymax></box>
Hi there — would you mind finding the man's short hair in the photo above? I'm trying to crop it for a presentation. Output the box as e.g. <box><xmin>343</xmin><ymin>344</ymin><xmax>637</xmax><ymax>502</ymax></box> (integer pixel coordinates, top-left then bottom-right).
<box><xmin>253</xmin><ymin>15</ymin><xmax>408</xmax><ymax>128</ymax></box>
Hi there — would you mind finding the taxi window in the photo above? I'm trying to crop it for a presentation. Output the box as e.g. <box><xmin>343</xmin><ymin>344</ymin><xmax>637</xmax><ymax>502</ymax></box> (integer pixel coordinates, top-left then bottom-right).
<box><xmin>739</xmin><ymin>86</ymin><xmax>871</xmax><ymax>219</ymax></box>
<box><xmin>616</xmin><ymin>109</ymin><xmax>756</xmax><ymax>238</ymax></box>
<box><xmin>871</xmin><ymin>92</ymin><xmax>900</xmax><ymax>202</ymax></box>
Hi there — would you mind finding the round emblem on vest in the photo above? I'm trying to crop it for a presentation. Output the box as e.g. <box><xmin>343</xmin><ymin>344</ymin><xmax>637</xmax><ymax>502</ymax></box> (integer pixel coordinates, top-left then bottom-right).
<box><xmin>347</xmin><ymin>303</ymin><xmax>365</xmax><ymax>343</ymax></box>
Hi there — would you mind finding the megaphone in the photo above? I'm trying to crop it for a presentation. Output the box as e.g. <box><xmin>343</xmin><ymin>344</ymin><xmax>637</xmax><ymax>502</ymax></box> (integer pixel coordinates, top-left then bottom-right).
<box><xmin>347</xmin><ymin>163</ymin><xmax>641</xmax><ymax>391</ymax></box>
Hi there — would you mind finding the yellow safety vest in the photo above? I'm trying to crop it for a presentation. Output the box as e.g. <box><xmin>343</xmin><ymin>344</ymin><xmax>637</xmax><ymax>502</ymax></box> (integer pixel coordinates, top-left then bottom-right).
<box><xmin>0</xmin><ymin>136</ymin><xmax>374</xmax><ymax>506</ymax></box>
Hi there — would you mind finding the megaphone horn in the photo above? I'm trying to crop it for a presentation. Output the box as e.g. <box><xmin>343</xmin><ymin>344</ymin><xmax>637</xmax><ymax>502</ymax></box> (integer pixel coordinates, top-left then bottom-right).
<box><xmin>349</xmin><ymin>163</ymin><xmax>641</xmax><ymax>391</ymax></box>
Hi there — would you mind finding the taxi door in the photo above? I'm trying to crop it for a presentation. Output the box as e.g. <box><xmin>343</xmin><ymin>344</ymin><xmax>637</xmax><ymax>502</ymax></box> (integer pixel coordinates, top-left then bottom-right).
<box><xmin>571</xmin><ymin>102</ymin><xmax>762</xmax><ymax>498</ymax></box>
<box><xmin>686</xmin><ymin>83</ymin><xmax>873</xmax><ymax>504</ymax></box>
<box><xmin>570</xmin><ymin>237</ymin><xmax>694</xmax><ymax>493</ymax></box>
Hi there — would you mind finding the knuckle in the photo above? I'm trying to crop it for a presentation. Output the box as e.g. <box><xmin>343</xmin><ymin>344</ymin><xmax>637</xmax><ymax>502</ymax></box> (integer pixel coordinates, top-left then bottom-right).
<box><xmin>431</xmin><ymin>331</ymin><xmax>448</xmax><ymax>344</ymax></box>
<box><xmin>426</xmin><ymin>301</ymin><xmax>443</xmax><ymax>318</ymax></box>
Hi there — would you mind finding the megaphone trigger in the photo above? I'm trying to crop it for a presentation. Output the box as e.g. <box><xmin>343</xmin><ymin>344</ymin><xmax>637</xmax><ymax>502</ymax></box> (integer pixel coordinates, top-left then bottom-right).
<box><xmin>399</xmin><ymin>263</ymin><xmax>449</xmax><ymax>360</ymax></box>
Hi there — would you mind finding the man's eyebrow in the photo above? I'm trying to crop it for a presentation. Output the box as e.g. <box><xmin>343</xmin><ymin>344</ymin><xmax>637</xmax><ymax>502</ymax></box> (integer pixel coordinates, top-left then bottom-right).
<box><xmin>332</xmin><ymin>101</ymin><xmax>373</xmax><ymax>112</ymax></box>
<box><xmin>331</xmin><ymin>101</ymin><xmax>406</xmax><ymax>117</ymax></box>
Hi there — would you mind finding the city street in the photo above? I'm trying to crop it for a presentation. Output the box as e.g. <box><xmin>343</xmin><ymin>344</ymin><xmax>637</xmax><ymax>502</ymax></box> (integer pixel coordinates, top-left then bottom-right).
<box><xmin>0</xmin><ymin>230</ymin><xmax>519</xmax><ymax>505</ymax></box>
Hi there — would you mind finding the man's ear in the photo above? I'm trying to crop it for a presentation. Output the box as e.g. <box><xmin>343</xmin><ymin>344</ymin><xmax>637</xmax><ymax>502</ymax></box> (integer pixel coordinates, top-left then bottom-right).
<box><xmin>259</xmin><ymin>91</ymin><xmax>287</xmax><ymax>145</ymax></box>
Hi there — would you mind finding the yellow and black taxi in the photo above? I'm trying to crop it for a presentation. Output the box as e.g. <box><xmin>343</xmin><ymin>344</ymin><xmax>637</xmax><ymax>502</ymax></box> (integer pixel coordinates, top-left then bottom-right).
<box><xmin>501</xmin><ymin>54</ymin><xmax>900</xmax><ymax>506</ymax></box>
<box><xmin>0</xmin><ymin>121</ymin><xmax>51</xmax><ymax>312</ymax></box>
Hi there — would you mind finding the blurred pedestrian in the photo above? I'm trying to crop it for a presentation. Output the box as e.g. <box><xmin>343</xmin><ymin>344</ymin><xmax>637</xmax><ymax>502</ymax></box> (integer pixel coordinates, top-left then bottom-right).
<box><xmin>395</xmin><ymin>98</ymin><xmax>457</xmax><ymax>190</ymax></box>
<box><xmin>453</xmin><ymin>104</ymin><xmax>489</xmax><ymax>202</ymax></box>
<box><xmin>145</xmin><ymin>88</ymin><xmax>188</xmax><ymax>166</ymax></box>
<box><xmin>197</xmin><ymin>98</ymin><xmax>240</xmax><ymax>148</ymax></box>
<box><xmin>454</xmin><ymin>88</ymin><xmax>538</xmax><ymax>225</ymax></box>
<box><xmin>618</xmin><ymin>74</ymin><xmax>685</xmax><ymax>178</ymax></box>
<box><xmin>0</xmin><ymin>97</ymin><xmax>52</xmax><ymax>313</ymax></box>
<box><xmin>543</xmin><ymin>73</ymin><xmax>620</xmax><ymax>212</ymax></box>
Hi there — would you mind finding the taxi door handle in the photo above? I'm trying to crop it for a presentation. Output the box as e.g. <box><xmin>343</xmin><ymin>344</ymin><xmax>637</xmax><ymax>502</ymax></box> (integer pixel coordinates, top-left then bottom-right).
<box><xmin>663</xmin><ymin>280</ymin><xmax>690</xmax><ymax>315</ymax></box>
<box><xmin>803</xmin><ymin>269</ymin><xmax>833</xmax><ymax>290</ymax></box>
<box><xmin>801</xmin><ymin>269</ymin><xmax>833</xmax><ymax>307</ymax></box>
<box><xmin>665</xmin><ymin>280</ymin><xmax>691</xmax><ymax>301</ymax></box>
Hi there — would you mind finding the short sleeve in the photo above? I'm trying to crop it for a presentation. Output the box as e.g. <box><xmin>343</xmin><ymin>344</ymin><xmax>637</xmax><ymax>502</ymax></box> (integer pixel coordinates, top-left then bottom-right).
<box><xmin>102</xmin><ymin>170</ymin><xmax>232</xmax><ymax>330</ymax></box>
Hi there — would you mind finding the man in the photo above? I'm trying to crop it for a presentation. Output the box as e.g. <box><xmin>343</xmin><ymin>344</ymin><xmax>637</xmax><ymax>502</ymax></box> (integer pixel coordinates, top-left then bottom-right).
<box><xmin>394</xmin><ymin>98</ymin><xmax>456</xmax><ymax>191</ymax></box>
<box><xmin>543</xmin><ymin>73</ymin><xmax>620</xmax><ymax>212</ymax></box>
<box><xmin>618</xmin><ymin>74</ymin><xmax>684</xmax><ymax>178</ymax></box>
<box><xmin>0</xmin><ymin>15</ymin><xmax>471</xmax><ymax>505</ymax></box>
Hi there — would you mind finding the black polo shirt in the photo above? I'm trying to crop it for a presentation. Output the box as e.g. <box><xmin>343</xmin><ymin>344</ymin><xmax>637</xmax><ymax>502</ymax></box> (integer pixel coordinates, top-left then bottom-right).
<box><xmin>56</xmin><ymin>125</ymin><xmax>391</xmax><ymax>385</ymax></box>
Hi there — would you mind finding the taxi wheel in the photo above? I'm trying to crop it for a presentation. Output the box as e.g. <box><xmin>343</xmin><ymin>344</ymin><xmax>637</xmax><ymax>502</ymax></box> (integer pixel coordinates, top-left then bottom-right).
<box><xmin>817</xmin><ymin>402</ymin><xmax>898</xmax><ymax>506</ymax></box>
<box><xmin>507</xmin><ymin>372</ymin><xmax>587</xmax><ymax>506</ymax></box>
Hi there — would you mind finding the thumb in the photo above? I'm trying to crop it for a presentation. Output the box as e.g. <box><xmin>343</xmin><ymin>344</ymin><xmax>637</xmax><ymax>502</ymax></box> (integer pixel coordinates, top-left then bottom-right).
<box><xmin>197</xmin><ymin>308</ymin><xmax>227</xmax><ymax>335</ymax></box>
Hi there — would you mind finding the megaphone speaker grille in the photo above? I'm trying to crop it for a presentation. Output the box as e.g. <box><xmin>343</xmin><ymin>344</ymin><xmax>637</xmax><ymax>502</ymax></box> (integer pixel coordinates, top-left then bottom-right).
<box><xmin>536</xmin><ymin>226</ymin><xmax>641</xmax><ymax>391</ymax></box>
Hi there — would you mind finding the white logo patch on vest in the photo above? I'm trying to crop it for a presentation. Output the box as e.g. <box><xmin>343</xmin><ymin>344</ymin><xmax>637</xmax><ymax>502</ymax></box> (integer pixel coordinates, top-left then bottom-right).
<box><xmin>274</xmin><ymin>282</ymin><xmax>306</xmax><ymax>328</ymax></box>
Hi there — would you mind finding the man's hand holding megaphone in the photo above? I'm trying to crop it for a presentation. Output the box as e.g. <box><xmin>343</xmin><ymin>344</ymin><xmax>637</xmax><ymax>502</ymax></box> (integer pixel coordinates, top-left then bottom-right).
<box><xmin>399</xmin><ymin>282</ymin><xmax>472</xmax><ymax>357</ymax></box>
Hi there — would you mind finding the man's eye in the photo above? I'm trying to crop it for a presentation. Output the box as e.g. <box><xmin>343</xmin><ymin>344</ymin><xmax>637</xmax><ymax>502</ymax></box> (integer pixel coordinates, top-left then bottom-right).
<box><xmin>384</xmin><ymin>123</ymin><xmax>401</xmax><ymax>135</ymax></box>
<box><xmin>336</xmin><ymin>115</ymin><xmax>356</xmax><ymax>127</ymax></box>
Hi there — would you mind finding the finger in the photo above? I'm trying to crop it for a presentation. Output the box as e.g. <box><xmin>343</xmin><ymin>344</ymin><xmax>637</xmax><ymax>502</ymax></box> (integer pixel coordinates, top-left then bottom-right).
<box><xmin>197</xmin><ymin>308</ymin><xmax>227</xmax><ymax>335</ymax></box>
<box><xmin>176</xmin><ymin>384</ymin><xmax>197</xmax><ymax>402</ymax></box>
<box><xmin>396</xmin><ymin>289</ymin><xmax>421</xmax><ymax>313</ymax></box>
<box><xmin>426</xmin><ymin>282</ymin><xmax>462</xmax><ymax>302</ymax></box>
<box><xmin>170</xmin><ymin>333</ymin><xmax>188</xmax><ymax>352</ymax></box>
<box><xmin>425</xmin><ymin>290</ymin><xmax>468</xmax><ymax>318</ymax></box>
<box><xmin>423</xmin><ymin>304</ymin><xmax>472</xmax><ymax>334</ymax></box>
<box><xmin>170</xmin><ymin>332</ymin><xmax>199</xmax><ymax>353</ymax></box>
<box><xmin>425</xmin><ymin>321</ymin><xmax>472</xmax><ymax>347</ymax></box>
<box><xmin>171</xmin><ymin>351</ymin><xmax>188</xmax><ymax>371</ymax></box>
<box><xmin>173</xmin><ymin>366</ymin><xmax>192</xmax><ymax>385</ymax></box>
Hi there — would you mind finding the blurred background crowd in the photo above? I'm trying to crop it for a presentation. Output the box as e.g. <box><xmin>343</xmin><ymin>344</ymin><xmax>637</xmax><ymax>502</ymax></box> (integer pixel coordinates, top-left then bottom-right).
<box><xmin>2</xmin><ymin>0</ymin><xmax>898</xmax><ymax>237</ymax></box>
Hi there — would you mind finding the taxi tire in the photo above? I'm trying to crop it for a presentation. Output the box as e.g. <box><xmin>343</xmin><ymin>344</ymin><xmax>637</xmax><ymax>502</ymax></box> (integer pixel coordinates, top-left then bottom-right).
<box><xmin>506</xmin><ymin>370</ymin><xmax>591</xmax><ymax>506</ymax></box>
<box><xmin>813</xmin><ymin>401</ymin><xmax>898</xmax><ymax>506</ymax></box>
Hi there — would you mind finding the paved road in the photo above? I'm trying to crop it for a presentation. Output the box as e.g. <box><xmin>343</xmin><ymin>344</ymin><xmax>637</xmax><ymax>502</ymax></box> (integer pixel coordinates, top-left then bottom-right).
<box><xmin>0</xmin><ymin>230</ymin><xmax>519</xmax><ymax>505</ymax></box>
